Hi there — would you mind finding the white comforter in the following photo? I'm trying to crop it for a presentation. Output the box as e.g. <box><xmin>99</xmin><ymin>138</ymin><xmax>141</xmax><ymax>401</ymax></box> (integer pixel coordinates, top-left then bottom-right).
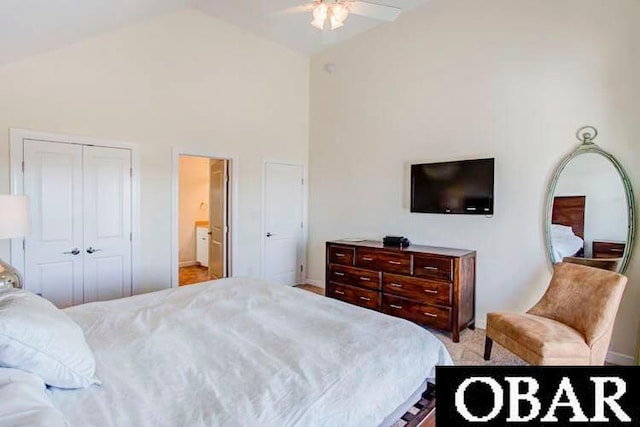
<box><xmin>49</xmin><ymin>278</ymin><xmax>452</xmax><ymax>427</ymax></box>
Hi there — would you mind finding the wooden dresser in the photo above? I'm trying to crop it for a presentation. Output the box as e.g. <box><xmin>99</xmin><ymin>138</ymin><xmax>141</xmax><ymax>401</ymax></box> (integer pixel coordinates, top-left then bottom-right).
<box><xmin>325</xmin><ymin>240</ymin><xmax>476</xmax><ymax>342</ymax></box>
<box><xmin>592</xmin><ymin>240</ymin><xmax>626</xmax><ymax>259</ymax></box>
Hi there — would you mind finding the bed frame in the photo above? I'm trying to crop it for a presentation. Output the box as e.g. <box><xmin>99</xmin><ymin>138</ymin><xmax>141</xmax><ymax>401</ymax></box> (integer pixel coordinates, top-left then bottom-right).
<box><xmin>400</xmin><ymin>383</ymin><xmax>436</xmax><ymax>427</ymax></box>
<box><xmin>552</xmin><ymin>196</ymin><xmax>586</xmax><ymax>256</ymax></box>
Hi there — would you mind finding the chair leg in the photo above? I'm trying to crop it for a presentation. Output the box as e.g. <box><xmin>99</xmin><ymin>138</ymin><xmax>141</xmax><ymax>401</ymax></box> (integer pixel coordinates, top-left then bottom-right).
<box><xmin>484</xmin><ymin>337</ymin><xmax>493</xmax><ymax>361</ymax></box>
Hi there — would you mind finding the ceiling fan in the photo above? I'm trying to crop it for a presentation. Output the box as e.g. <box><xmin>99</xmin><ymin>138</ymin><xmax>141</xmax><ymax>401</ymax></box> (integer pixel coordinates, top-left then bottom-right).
<box><xmin>279</xmin><ymin>0</ymin><xmax>402</xmax><ymax>31</ymax></box>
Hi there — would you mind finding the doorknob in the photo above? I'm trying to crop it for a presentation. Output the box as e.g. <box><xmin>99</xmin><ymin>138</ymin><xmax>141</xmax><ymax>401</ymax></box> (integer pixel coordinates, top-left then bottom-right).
<box><xmin>266</xmin><ymin>232</ymin><xmax>274</xmax><ymax>237</ymax></box>
<box><xmin>63</xmin><ymin>248</ymin><xmax>80</xmax><ymax>255</ymax></box>
<box><xmin>86</xmin><ymin>247</ymin><xmax>103</xmax><ymax>254</ymax></box>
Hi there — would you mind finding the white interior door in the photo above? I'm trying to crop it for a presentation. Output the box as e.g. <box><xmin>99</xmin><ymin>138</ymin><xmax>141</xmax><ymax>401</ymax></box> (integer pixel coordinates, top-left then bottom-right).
<box><xmin>263</xmin><ymin>163</ymin><xmax>304</xmax><ymax>286</ymax></box>
<box><xmin>82</xmin><ymin>146</ymin><xmax>132</xmax><ymax>303</ymax></box>
<box><xmin>23</xmin><ymin>140</ymin><xmax>84</xmax><ymax>308</ymax></box>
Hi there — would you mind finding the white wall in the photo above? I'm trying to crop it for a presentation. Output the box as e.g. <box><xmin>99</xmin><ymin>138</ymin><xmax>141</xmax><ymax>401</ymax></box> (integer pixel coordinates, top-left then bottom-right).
<box><xmin>0</xmin><ymin>8</ymin><xmax>309</xmax><ymax>293</ymax></box>
<box><xmin>178</xmin><ymin>156</ymin><xmax>210</xmax><ymax>264</ymax></box>
<box><xmin>309</xmin><ymin>0</ymin><xmax>640</xmax><ymax>362</ymax></box>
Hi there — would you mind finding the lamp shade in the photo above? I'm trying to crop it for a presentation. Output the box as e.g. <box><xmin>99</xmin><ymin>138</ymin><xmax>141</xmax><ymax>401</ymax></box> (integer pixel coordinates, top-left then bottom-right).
<box><xmin>0</xmin><ymin>195</ymin><xmax>30</xmax><ymax>239</ymax></box>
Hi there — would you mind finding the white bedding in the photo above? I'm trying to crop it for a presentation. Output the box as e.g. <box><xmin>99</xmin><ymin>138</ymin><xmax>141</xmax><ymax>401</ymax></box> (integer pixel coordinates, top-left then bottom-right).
<box><xmin>550</xmin><ymin>224</ymin><xmax>584</xmax><ymax>262</ymax></box>
<box><xmin>48</xmin><ymin>278</ymin><xmax>452</xmax><ymax>427</ymax></box>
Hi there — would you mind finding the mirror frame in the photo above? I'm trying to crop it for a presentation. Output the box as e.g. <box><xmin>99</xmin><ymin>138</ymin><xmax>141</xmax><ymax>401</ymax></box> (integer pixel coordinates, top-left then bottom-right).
<box><xmin>545</xmin><ymin>130</ymin><xmax>636</xmax><ymax>274</ymax></box>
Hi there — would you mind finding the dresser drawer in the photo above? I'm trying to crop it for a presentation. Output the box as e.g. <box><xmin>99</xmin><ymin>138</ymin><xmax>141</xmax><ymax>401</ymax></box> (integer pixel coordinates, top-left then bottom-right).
<box><xmin>329</xmin><ymin>265</ymin><xmax>381</xmax><ymax>291</ymax></box>
<box><xmin>413</xmin><ymin>254</ymin><xmax>453</xmax><ymax>282</ymax></box>
<box><xmin>382</xmin><ymin>295</ymin><xmax>451</xmax><ymax>330</ymax></box>
<box><xmin>356</xmin><ymin>249</ymin><xmax>412</xmax><ymax>275</ymax></box>
<box><xmin>330</xmin><ymin>283</ymin><xmax>380</xmax><ymax>310</ymax></box>
<box><xmin>383</xmin><ymin>273</ymin><xmax>452</xmax><ymax>306</ymax></box>
<box><xmin>328</xmin><ymin>245</ymin><xmax>355</xmax><ymax>266</ymax></box>
<box><xmin>592</xmin><ymin>241</ymin><xmax>625</xmax><ymax>259</ymax></box>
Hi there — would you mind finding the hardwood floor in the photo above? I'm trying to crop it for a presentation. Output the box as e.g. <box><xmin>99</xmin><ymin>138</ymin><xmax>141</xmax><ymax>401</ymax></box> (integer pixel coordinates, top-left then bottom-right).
<box><xmin>179</xmin><ymin>265</ymin><xmax>210</xmax><ymax>286</ymax></box>
<box><xmin>294</xmin><ymin>284</ymin><xmax>324</xmax><ymax>295</ymax></box>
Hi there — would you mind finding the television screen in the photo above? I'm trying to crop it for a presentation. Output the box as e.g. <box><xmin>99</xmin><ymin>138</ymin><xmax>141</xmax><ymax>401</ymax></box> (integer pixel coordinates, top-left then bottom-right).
<box><xmin>411</xmin><ymin>158</ymin><xmax>495</xmax><ymax>215</ymax></box>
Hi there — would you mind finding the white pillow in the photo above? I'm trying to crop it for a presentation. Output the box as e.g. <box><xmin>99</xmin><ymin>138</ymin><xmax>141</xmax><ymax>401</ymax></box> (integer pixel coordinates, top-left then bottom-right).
<box><xmin>0</xmin><ymin>368</ymin><xmax>69</xmax><ymax>427</ymax></box>
<box><xmin>0</xmin><ymin>289</ymin><xmax>100</xmax><ymax>389</ymax></box>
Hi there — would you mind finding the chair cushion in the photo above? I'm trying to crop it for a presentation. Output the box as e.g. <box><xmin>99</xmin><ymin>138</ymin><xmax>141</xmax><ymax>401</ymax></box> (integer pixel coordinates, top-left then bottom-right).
<box><xmin>487</xmin><ymin>312</ymin><xmax>590</xmax><ymax>365</ymax></box>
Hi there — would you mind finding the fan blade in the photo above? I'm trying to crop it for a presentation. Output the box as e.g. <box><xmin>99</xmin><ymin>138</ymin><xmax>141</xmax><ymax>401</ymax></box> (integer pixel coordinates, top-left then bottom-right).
<box><xmin>349</xmin><ymin>1</ymin><xmax>402</xmax><ymax>21</ymax></box>
<box><xmin>274</xmin><ymin>4</ymin><xmax>313</xmax><ymax>16</ymax></box>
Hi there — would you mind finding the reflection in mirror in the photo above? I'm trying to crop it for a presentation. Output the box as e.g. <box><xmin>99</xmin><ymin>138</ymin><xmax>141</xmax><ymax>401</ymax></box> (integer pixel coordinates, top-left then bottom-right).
<box><xmin>550</xmin><ymin>153</ymin><xmax>628</xmax><ymax>264</ymax></box>
<box><xmin>546</xmin><ymin>127</ymin><xmax>635</xmax><ymax>274</ymax></box>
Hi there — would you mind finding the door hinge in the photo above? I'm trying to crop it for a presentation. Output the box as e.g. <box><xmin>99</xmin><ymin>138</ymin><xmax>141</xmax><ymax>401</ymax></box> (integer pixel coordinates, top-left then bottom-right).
<box><xmin>301</xmin><ymin>221</ymin><xmax>303</xmax><ymax>229</ymax></box>
<box><xmin>300</xmin><ymin>264</ymin><xmax>304</xmax><ymax>272</ymax></box>
<box><xmin>301</xmin><ymin>178</ymin><xmax>304</xmax><ymax>185</ymax></box>
<box><xmin>21</xmin><ymin>161</ymin><xmax>25</xmax><ymax>173</ymax></box>
<box><xmin>22</xmin><ymin>239</ymin><xmax>25</xmax><ymax>250</ymax></box>
<box><xmin>130</xmin><ymin>168</ymin><xmax>133</xmax><ymax>177</ymax></box>
<box><xmin>129</xmin><ymin>232</ymin><xmax>132</xmax><ymax>242</ymax></box>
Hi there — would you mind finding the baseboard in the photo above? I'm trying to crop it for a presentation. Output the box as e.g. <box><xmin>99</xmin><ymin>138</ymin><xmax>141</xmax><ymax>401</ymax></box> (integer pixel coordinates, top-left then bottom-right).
<box><xmin>305</xmin><ymin>278</ymin><xmax>325</xmax><ymax>288</ymax></box>
<box><xmin>606</xmin><ymin>351</ymin><xmax>635</xmax><ymax>366</ymax></box>
<box><xmin>179</xmin><ymin>261</ymin><xmax>198</xmax><ymax>268</ymax></box>
<box><xmin>474</xmin><ymin>318</ymin><xmax>487</xmax><ymax>330</ymax></box>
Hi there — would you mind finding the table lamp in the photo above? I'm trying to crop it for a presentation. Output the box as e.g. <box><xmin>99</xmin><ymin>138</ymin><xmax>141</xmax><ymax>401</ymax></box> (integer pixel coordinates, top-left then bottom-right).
<box><xmin>0</xmin><ymin>195</ymin><xmax>30</xmax><ymax>290</ymax></box>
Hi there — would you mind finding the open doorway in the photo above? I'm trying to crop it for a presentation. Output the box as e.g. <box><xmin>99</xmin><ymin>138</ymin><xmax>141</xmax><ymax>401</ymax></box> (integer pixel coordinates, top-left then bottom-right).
<box><xmin>178</xmin><ymin>155</ymin><xmax>231</xmax><ymax>286</ymax></box>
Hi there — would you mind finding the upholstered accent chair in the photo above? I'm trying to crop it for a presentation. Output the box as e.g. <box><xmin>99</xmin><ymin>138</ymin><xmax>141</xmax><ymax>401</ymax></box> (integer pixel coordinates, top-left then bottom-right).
<box><xmin>484</xmin><ymin>263</ymin><xmax>627</xmax><ymax>365</ymax></box>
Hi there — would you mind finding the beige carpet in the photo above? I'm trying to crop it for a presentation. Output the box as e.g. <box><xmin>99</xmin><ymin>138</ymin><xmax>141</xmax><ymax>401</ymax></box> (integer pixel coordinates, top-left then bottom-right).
<box><xmin>433</xmin><ymin>328</ymin><xmax>527</xmax><ymax>366</ymax></box>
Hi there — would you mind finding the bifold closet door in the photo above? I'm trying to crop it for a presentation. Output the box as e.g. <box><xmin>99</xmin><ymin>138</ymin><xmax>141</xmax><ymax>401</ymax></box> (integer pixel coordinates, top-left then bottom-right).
<box><xmin>82</xmin><ymin>146</ymin><xmax>132</xmax><ymax>303</ymax></box>
<box><xmin>23</xmin><ymin>140</ymin><xmax>84</xmax><ymax>308</ymax></box>
<box><xmin>23</xmin><ymin>141</ymin><xmax>132</xmax><ymax>308</ymax></box>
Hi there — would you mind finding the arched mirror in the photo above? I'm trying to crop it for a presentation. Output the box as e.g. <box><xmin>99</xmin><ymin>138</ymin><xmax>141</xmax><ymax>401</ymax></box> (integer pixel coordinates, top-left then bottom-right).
<box><xmin>545</xmin><ymin>126</ymin><xmax>636</xmax><ymax>274</ymax></box>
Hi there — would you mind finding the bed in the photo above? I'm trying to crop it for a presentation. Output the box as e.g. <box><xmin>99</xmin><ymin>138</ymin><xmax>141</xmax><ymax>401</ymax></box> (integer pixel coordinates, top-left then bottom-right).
<box><xmin>551</xmin><ymin>196</ymin><xmax>586</xmax><ymax>261</ymax></box>
<box><xmin>1</xmin><ymin>278</ymin><xmax>452</xmax><ymax>427</ymax></box>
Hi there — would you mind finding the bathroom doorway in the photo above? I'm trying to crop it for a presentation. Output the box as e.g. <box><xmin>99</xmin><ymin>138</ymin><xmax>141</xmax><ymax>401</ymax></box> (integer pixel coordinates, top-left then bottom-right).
<box><xmin>177</xmin><ymin>155</ymin><xmax>231</xmax><ymax>286</ymax></box>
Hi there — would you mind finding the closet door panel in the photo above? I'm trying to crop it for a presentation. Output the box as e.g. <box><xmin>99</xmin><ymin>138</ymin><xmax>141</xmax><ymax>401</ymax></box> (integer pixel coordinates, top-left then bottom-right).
<box><xmin>23</xmin><ymin>140</ymin><xmax>84</xmax><ymax>308</ymax></box>
<box><xmin>83</xmin><ymin>146</ymin><xmax>132</xmax><ymax>303</ymax></box>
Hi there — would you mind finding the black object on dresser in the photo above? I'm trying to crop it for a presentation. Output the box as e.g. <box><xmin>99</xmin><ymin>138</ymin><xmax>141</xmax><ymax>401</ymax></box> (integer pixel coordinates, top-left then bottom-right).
<box><xmin>325</xmin><ymin>240</ymin><xmax>476</xmax><ymax>342</ymax></box>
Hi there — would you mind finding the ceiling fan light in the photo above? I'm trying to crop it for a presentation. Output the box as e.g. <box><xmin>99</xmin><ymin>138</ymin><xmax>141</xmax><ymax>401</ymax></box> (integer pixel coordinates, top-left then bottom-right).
<box><xmin>311</xmin><ymin>2</ymin><xmax>329</xmax><ymax>30</ymax></box>
<box><xmin>312</xmin><ymin>3</ymin><xmax>328</xmax><ymax>21</ymax></box>
<box><xmin>311</xmin><ymin>17</ymin><xmax>326</xmax><ymax>30</ymax></box>
<box><xmin>330</xmin><ymin>16</ymin><xmax>344</xmax><ymax>30</ymax></box>
<box><xmin>332</xmin><ymin>4</ymin><xmax>349</xmax><ymax>23</ymax></box>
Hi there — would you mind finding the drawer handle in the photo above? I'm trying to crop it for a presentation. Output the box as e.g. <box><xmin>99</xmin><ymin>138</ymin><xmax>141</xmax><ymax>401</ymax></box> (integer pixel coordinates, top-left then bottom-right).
<box><xmin>359</xmin><ymin>296</ymin><xmax>371</xmax><ymax>301</ymax></box>
<box><xmin>610</xmin><ymin>249</ymin><xmax>624</xmax><ymax>253</ymax></box>
<box><xmin>390</xmin><ymin>304</ymin><xmax>403</xmax><ymax>310</ymax></box>
<box><xmin>334</xmin><ymin>272</ymin><xmax>345</xmax><ymax>276</ymax></box>
<box><xmin>424</xmin><ymin>312</ymin><xmax>438</xmax><ymax>318</ymax></box>
<box><xmin>423</xmin><ymin>266</ymin><xmax>438</xmax><ymax>271</ymax></box>
<box><xmin>335</xmin><ymin>290</ymin><xmax>345</xmax><ymax>295</ymax></box>
<box><xmin>359</xmin><ymin>277</ymin><xmax>371</xmax><ymax>281</ymax></box>
<box><xmin>362</xmin><ymin>257</ymin><xmax>374</xmax><ymax>261</ymax></box>
<box><xmin>335</xmin><ymin>253</ymin><xmax>346</xmax><ymax>257</ymax></box>
<box><xmin>424</xmin><ymin>289</ymin><xmax>438</xmax><ymax>294</ymax></box>
<box><xmin>388</xmin><ymin>261</ymin><xmax>402</xmax><ymax>265</ymax></box>
<box><xmin>390</xmin><ymin>283</ymin><xmax>403</xmax><ymax>288</ymax></box>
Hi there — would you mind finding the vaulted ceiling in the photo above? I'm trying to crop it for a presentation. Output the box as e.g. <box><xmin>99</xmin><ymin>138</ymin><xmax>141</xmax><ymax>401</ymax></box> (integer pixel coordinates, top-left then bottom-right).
<box><xmin>0</xmin><ymin>0</ymin><xmax>428</xmax><ymax>66</ymax></box>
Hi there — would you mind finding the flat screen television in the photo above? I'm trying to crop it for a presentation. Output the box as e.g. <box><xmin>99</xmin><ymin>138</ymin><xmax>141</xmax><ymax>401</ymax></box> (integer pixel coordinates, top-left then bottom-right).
<box><xmin>411</xmin><ymin>158</ymin><xmax>495</xmax><ymax>215</ymax></box>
